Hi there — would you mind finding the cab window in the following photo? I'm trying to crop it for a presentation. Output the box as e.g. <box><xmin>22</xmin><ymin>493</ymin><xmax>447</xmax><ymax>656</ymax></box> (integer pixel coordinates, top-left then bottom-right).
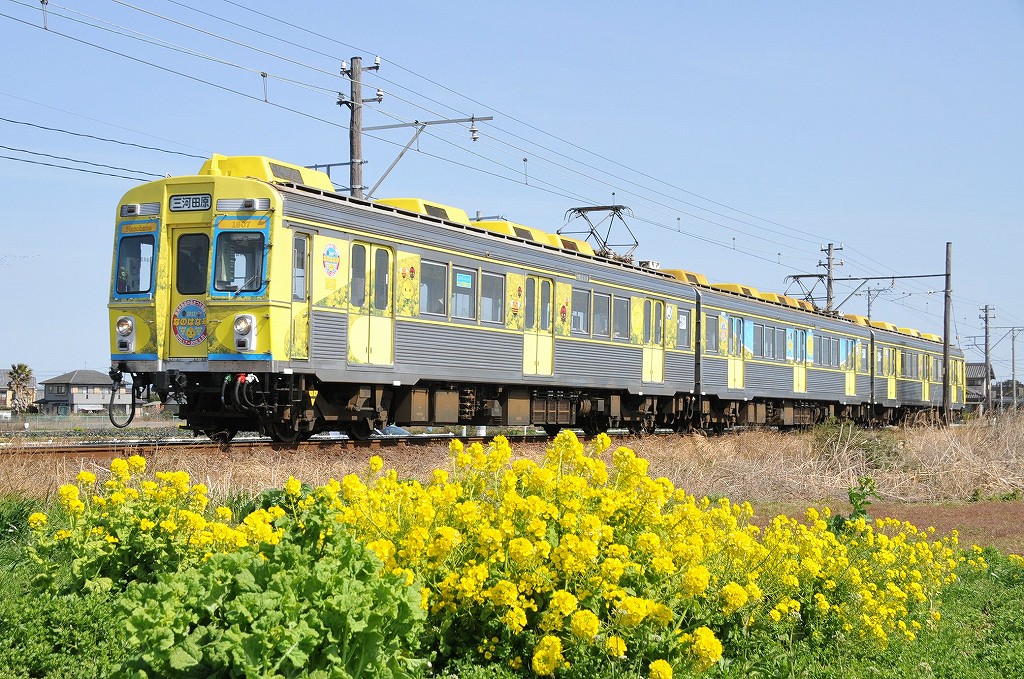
<box><xmin>116</xmin><ymin>234</ymin><xmax>154</xmax><ymax>294</ymax></box>
<box><xmin>214</xmin><ymin>232</ymin><xmax>264</xmax><ymax>293</ymax></box>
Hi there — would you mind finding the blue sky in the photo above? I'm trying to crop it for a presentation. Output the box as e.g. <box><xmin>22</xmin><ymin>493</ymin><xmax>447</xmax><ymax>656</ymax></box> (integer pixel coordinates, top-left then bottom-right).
<box><xmin>1</xmin><ymin>1</ymin><xmax>1022</xmax><ymax>383</ymax></box>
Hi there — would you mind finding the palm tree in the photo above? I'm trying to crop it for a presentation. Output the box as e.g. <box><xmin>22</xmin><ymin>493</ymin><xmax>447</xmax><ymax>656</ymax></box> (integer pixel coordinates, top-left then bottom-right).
<box><xmin>7</xmin><ymin>363</ymin><xmax>33</xmax><ymax>415</ymax></box>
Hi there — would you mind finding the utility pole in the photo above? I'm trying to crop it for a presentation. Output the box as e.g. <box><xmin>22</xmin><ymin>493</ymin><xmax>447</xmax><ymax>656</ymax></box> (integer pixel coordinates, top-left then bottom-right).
<box><xmin>981</xmin><ymin>304</ymin><xmax>995</xmax><ymax>414</ymax></box>
<box><xmin>1014</xmin><ymin>329</ymin><xmax>1020</xmax><ymax>411</ymax></box>
<box><xmin>818</xmin><ymin>243</ymin><xmax>844</xmax><ymax>312</ymax></box>
<box><xmin>339</xmin><ymin>55</ymin><xmax>382</xmax><ymax>199</ymax></box>
<box><xmin>942</xmin><ymin>242</ymin><xmax>952</xmax><ymax>422</ymax></box>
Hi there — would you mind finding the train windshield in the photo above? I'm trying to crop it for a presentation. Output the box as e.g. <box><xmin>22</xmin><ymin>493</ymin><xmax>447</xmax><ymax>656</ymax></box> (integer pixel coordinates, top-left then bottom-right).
<box><xmin>214</xmin><ymin>232</ymin><xmax>265</xmax><ymax>293</ymax></box>
<box><xmin>115</xmin><ymin>235</ymin><xmax>154</xmax><ymax>294</ymax></box>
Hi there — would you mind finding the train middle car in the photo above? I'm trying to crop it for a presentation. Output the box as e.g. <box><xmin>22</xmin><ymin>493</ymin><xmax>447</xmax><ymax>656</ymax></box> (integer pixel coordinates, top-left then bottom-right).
<box><xmin>108</xmin><ymin>154</ymin><xmax>967</xmax><ymax>441</ymax></box>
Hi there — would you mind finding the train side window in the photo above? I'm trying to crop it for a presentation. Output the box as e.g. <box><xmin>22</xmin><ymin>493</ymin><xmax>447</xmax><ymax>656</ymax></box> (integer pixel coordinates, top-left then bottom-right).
<box><xmin>116</xmin><ymin>235</ymin><xmax>154</xmax><ymax>294</ymax></box>
<box><xmin>831</xmin><ymin>338</ymin><xmax>840</xmax><ymax>368</ymax></box>
<box><xmin>419</xmin><ymin>260</ymin><xmax>447</xmax><ymax>316</ymax></box>
<box><xmin>753</xmin><ymin>324</ymin><xmax>764</xmax><ymax>358</ymax></box>
<box><xmin>451</xmin><ymin>267</ymin><xmax>477</xmax><ymax>320</ymax></box>
<box><xmin>764</xmin><ymin>324</ymin><xmax>775</xmax><ymax>359</ymax></box>
<box><xmin>859</xmin><ymin>343</ymin><xmax>868</xmax><ymax>372</ymax></box>
<box><xmin>705</xmin><ymin>314</ymin><xmax>719</xmax><ymax>354</ymax></box>
<box><xmin>540</xmin><ymin>280</ymin><xmax>552</xmax><ymax>331</ymax></box>
<box><xmin>728</xmin><ymin>317</ymin><xmax>743</xmax><ymax>356</ymax></box>
<box><xmin>676</xmin><ymin>308</ymin><xmax>690</xmax><ymax>349</ymax></box>
<box><xmin>643</xmin><ymin>300</ymin><xmax>652</xmax><ymax>344</ymax></box>
<box><xmin>613</xmin><ymin>297</ymin><xmax>630</xmax><ymax>341</ymax></box>
<box><xmin>292</xmin><ymin>236</ymin><xmax>308</xmax><ymax>302</ymax></box>
<box><xmin>525</xmin><ymin>277</ymin><xmax>536</xmax><ymax>330</ymax></box>
<box><xmin>350</xmin><ymin>244</ymin><xmax>366</xmax><ymax>308</ymax></box>
<box><xmin>593</xmin><ymin>293</ymin><xmax>611</xmax><ymax>338</ymax></box>
<box><xmin>653</xmin><ymin>301</ymin><xmax>663</xmax><ymax>345</ymax></box>
<box><xmin>480</xmin><ymin>272</ymin><xmax>504</xmax><ymax>323</ymax></box>
<box><xmin>373</xmin><ymin>248</ymin><xmax>390</xmax><ymax>311</ymax></box>
<box><xmin>794</xmin><ymin>329</ymin><xmax>806</xmax><ymax>363</ymax></box>
<box><xmin>776</xmin><ymin>328</ymin><xmax>786</xmax><ymax>361</ymax></box>
<box><xmin>177</xmin><ymin>233</ymin><xmax>210</xmax><ymax>295</ymax></box>
<box><xmin>572</xmin><ymin>289</ymin><xmax>591</xmax><ymax>335</ymax></box>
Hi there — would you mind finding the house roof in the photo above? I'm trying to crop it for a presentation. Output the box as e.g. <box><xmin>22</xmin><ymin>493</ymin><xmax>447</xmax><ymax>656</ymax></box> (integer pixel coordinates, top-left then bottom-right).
<box><xmin>41</xmin><ymin>369</ymin><xmax>114</xmax><ymax>386</ymax></box>
<box><xmin>966</xmin><ymin>363</ymin><xmax>996</xmax><ymax>380</ymax></box>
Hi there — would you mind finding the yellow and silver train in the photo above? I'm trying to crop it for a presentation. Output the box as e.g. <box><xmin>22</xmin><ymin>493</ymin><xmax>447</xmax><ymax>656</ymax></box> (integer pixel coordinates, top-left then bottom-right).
<box><xmin>108</xmin><ymin>154</ymin><xmax>966</xmax><ymax>441</ymax></box>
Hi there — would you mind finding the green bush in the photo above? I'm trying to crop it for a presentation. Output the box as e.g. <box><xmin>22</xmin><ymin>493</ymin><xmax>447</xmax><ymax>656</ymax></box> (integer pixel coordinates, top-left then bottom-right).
<box><xmin>120</xmin><ymin>509</ymin><xmax>428</xmax><ymax>678</ymax></box>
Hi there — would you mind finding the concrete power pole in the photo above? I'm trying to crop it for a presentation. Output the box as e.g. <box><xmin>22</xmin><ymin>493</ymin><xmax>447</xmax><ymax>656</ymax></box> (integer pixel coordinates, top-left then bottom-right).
<box><xmin>339</xmin><ymin>56</ymin><xmax>382</xmax><ymax>199</ymax></box>
<box><xmin>819</xmin><ymin>243</ymin><xmax>844</xmax><ymax>312</ymax></box>
<box><xmin>981</xmin><ymin>305</ymin><xmax>995</xmax><ymax>414</ymax></box>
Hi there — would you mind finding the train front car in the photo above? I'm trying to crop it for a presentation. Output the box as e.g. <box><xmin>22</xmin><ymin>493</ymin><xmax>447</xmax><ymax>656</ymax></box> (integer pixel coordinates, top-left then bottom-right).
<box><xmin>108</xmin><ymin>155</ymin><xmax>332</xmax><ymax>442</ymax></box>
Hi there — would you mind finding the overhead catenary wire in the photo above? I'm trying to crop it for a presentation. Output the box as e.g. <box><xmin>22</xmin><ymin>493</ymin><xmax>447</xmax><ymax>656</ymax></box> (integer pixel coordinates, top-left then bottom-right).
<box><xmin>0</xmin><ymin>114</ymin><xmax>207</xmax><ymax>159</ymax></box>
<box><xmin>0</xmin><ymin>153</ymin><xmax>152</xmax><ymax>181</ymax></box>
<box><xmin>0</xmin><ymin>144</ymin><xmax>165</xmax><ymax>177</ymax></box>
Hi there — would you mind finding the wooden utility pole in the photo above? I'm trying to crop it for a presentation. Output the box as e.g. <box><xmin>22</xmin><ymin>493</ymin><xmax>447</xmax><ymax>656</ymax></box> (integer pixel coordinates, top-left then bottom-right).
<box><xmin>942</xmin><ymin>242</ymin><xmax>952</xmax><ymax>422</ymax></box>
<box><xmin>819</xmin><ymin>243</ymin><xmax>843</xmax><ymax>312</ymax></box>
<box><xmin>981</xmin><ymin>304</ymin><xmax>995</xmax><ymax>414</ymax></box>
<box><xmin>339</xmin><ymin>56</ymin><xmax>382</xmax><ymax>199</ymax></box>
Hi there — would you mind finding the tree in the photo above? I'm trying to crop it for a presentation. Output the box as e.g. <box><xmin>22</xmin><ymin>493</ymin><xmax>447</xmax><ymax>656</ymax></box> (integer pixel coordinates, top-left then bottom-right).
<box><xmin>7</xmin><ymin>363</ymin><xmax>33</xmax><ymax>415</ymax></box>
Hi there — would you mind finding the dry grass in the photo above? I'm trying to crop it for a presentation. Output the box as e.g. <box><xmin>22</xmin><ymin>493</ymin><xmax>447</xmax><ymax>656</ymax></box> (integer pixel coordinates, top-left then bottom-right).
<box><xmin>2</xmin><ymin>414</ymin><xmax>1024</xmax><ymax>506</ymax></box>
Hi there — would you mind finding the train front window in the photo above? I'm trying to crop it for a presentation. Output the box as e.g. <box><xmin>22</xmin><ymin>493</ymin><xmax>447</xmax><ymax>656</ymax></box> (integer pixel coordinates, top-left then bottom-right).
<box><xmin>176</xmin><ymin>233</ymin><xmax>209</xmax><ymax>295</ymax></box>
<box><xmin>214</xmin><ymin>232</ymin><xmax>264</xmax><ymax>293</ymax></box>
<box><xmin>116</xmin><ymin>235</ymin><xmax>154</xmax><ymax>294</ymax></box>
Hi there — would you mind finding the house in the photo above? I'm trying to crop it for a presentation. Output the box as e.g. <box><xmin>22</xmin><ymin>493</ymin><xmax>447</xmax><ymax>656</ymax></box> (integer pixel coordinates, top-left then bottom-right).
<box><xmin>965</xmin><ymin>362</ymin><xmax>995</xmax><ymax>413</ymax></box>
<box><xmin>36</xmin><ymin>369</ymin><xmax>135</xmax><ymax>416</ymax></box>
<box><xmin>0</xmin><ymin>367</ymin><xmax>37</xmax><ymax>411</ymax></box>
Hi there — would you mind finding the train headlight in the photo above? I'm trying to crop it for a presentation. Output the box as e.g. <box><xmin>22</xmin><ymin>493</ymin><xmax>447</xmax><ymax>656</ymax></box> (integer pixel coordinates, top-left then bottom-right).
<box><xmin>116</xmin><ymin>316</ymin><xmax>134</xmax><ymax>337</ymax></box>
<box><xmin>234</xmin><ymin>313</ymin><xmax>257</xmax><ymax>351</ymax></box>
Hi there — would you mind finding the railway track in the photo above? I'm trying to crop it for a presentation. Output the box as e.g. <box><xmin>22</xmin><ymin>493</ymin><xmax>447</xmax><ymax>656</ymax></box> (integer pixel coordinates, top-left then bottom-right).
<box><xmin>0</xmin><ymin>432</ymin><xmax>553</xmax><ymax>459</ymax></box>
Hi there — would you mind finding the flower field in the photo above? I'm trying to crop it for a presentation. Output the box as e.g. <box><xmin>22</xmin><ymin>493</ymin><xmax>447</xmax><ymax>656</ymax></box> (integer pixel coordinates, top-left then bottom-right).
<box><xmin>10</xmin><ymin>430</ymin><xmax>1012</xmax><ymax>678</ymax></box>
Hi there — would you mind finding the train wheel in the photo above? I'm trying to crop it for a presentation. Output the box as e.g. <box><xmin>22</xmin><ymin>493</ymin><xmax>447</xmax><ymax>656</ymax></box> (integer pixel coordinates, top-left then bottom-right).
<box><xmin>269</xmin><ymin>421</ymin><xmax>302</xmax><ymax>443</ymax></box>
<box><xmin>543</xmin><ymin>424</ymin><xmax>562</xmax><ymax>437</ymax></box>
<box><xmin>204</xmin><ymin>428</ymin><xmax>237</xmax><ymax>443</ymax></box>
<box><xmin>346</xmin><ymin>418</ymin><xmax>375</xmax><ymax>441</ymax></box>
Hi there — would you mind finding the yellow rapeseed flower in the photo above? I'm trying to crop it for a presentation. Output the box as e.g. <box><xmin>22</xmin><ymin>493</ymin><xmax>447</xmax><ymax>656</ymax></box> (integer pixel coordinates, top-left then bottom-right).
<box><xmin>649</xmin><ymin>658</ymin><xmax>673</xmax><ymax>679</ymax></box>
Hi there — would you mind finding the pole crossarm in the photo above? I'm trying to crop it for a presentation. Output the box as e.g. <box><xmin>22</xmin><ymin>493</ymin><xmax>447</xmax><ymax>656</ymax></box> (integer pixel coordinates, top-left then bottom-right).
<box><xmin>364</xmin><ymin>116</ymin><xmax>492</xmax><ymax>132</ymax></box>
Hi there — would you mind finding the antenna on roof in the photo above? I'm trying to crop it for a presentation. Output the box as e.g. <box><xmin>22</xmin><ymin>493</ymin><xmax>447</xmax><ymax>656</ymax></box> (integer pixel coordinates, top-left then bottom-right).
<box><xmin>559</xmin><ymin>205</ymin><xmax>638</xmax><ymax>263</ymax></box>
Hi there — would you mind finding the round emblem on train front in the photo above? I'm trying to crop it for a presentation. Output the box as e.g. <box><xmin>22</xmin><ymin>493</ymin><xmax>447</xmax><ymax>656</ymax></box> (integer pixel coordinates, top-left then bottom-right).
<box><xmin>172</xmin><ymin>298</ymin><xmax>208</xmax><ymax>346</ymax></box>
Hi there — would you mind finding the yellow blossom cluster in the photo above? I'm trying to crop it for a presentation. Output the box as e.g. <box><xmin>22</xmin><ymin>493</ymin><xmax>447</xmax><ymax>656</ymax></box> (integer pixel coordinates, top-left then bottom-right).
<box><xmin>297</xmin><ymin>431</ymin><xmax>965</xmax><ymax>675</ymax></box>
<box><xmin>28</xmin><ymin>456</ymin><xmax>284</xmax><ymax>589</ymax></box>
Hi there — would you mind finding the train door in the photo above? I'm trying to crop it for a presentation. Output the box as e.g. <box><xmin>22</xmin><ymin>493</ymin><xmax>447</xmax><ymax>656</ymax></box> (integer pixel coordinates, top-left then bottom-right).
<box><xmin>922</xmin><ymin>355</ymin><xmax>931</xmax><ymax>402</ymax></box>
<box><xmin>348</xmin><ymin>242</ymin><xmax>394</xmax><ymax>366</ymax></box>
<box><xmin>843</xmin><ymin>340</ymin><xmax>856</xmax><ymax>397</ymax></box>
<box><xmin>523</xmin><ymin>276</ymin><xmax>554</xmax><ymax>376</ymax></box>
<box><xmin>168</xmin><ymin>228</ymin><xmax>211</xmax><ymax>359</ymax></box>
<box><xmin>727</xmin><ymin>315</ymin><xmax>744</xmax><ymax>389</ymax></box>
<box><xmin>290</xmin><ymin>234</ymin><xmax>310</xmax><ymax>360</ymax></box>
<box><xmin>641</xmin><ymin>298</ymin><xmax>664</xmax><ymax>383</ymax></box>
<box><xmin>791</xmin><ymin>329</ymin><xmax>807</xmax><ymax>394</ymax></box>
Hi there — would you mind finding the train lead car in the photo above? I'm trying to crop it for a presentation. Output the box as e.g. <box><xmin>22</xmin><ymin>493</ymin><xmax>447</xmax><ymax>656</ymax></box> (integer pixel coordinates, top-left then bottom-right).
<box><xmin>108</xmin><ymin>154</ymin><xmax>966</xmax><ymax>441</ymax></box>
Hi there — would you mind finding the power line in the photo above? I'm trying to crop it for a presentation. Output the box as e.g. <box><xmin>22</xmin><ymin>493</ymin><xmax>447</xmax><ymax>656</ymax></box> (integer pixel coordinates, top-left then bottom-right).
<box><xmin>0</xmin><ymin>115</ymin><xmax>207</xmax><ymax>159</ymax></box>
<box><xmin>0</xmin><ymin>144</ymin><xmax>164</xmax><ymax>177</ymax></box>
<box><xmin>0</xmin><ymin>153</ymin><xmax>151</xmax><ymax>181</ymax></box>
